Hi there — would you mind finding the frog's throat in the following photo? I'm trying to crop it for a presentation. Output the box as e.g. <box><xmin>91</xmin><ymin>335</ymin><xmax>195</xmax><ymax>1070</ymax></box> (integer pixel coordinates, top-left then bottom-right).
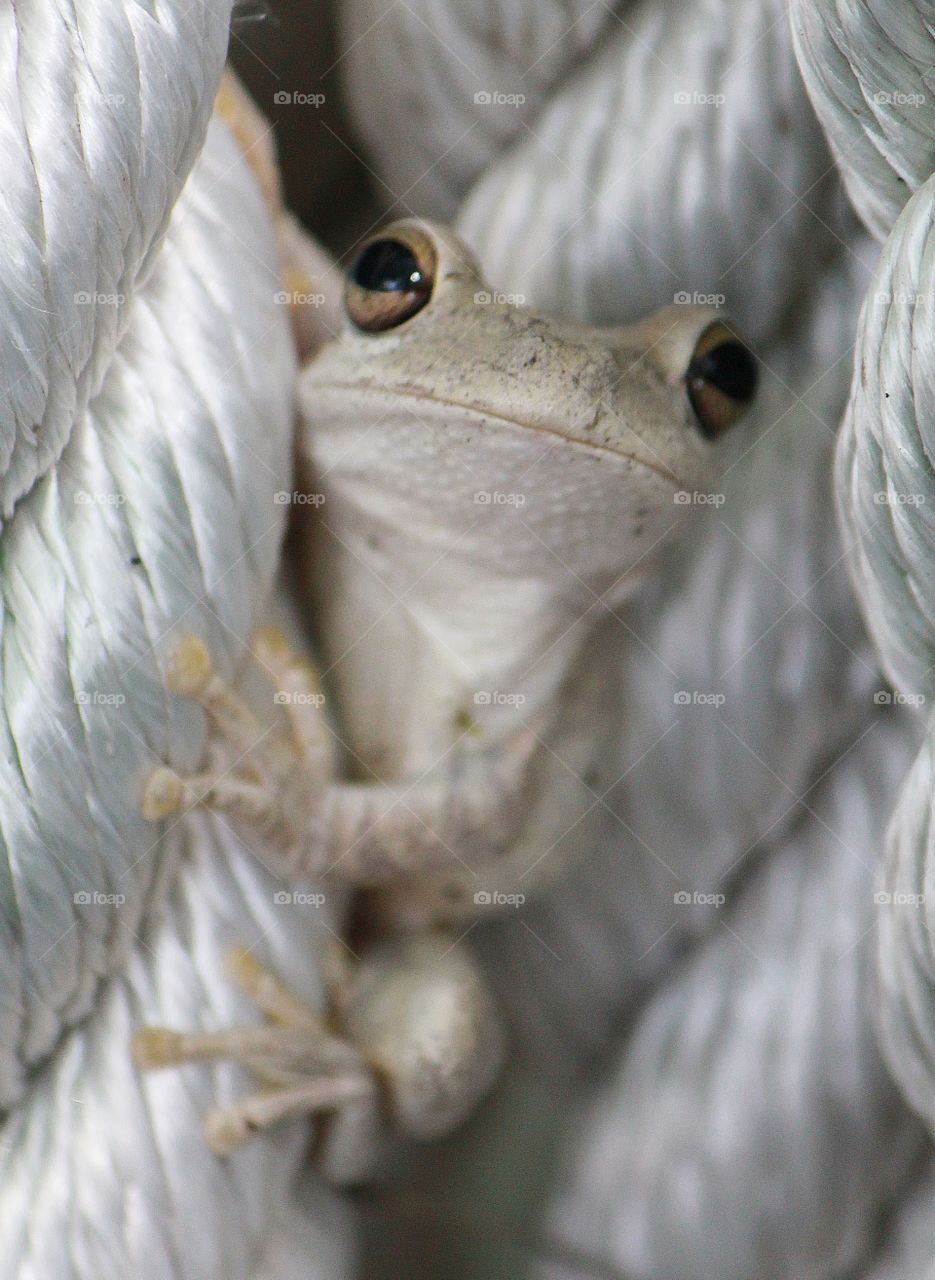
<box><xmin>305</xmin><ymin>380</ymin><xmax>689</xmax><ymax>492</ymax></box>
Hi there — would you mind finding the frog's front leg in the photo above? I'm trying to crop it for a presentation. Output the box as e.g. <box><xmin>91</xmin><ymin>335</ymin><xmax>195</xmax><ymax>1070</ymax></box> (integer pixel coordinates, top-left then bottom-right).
<box><xmin>143</xmin><ymin>632</ymin><xmax>536</xmax><ymax>886</ymax></box>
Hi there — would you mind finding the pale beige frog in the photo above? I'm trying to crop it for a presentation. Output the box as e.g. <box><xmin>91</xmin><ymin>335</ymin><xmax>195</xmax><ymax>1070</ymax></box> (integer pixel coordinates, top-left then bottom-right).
<box><xmin>135</xmin><ymin>209</ymin><xmax>757</xmax><ymax>1170</ymax></box>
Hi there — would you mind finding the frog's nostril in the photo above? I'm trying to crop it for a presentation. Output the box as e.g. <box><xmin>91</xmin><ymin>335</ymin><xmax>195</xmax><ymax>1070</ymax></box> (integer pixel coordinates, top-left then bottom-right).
<box><xmin>685</xmin><ymin>322</ymin><xmax>758</xmax><ymax>440</ymax></box>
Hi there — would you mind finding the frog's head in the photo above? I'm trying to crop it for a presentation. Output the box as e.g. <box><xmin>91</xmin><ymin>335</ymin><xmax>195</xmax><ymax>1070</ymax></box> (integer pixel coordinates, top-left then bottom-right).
<box><xmin>300</xmin><ymin>220</ymin><xmax>757</xmax><ymax>586</ymax></box>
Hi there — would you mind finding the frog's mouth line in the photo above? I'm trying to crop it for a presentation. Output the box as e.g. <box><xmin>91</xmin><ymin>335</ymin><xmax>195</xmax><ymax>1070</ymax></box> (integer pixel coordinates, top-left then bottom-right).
<box><xmin>306</xmin><ymin>380</ymin><xmax>689</xmax><ymax>492</ymax></box>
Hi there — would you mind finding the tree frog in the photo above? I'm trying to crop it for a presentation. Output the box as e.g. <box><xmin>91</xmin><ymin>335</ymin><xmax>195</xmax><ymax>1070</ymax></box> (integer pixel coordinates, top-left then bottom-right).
<box><xmin>134</xmin><ymin>217</ymin><xmax>757</xmax><ymax>1174</ymax></box>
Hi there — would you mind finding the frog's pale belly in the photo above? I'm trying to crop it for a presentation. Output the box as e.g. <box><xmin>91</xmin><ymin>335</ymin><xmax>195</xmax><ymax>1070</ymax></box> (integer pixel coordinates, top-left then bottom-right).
<box><xmin>308</xmin><ymin>504</ymin><xmax>630</xmax><ymax>922</ymax></box>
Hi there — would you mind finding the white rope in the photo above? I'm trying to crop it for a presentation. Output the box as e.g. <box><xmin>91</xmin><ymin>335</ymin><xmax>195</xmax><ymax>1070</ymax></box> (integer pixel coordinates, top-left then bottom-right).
<box><xmin>791</xmin><ymin>0</ymin><xmax>935</xmax><ymax>242</ymax></box>
<box><xmin>0</xmin><ymin>815</ymin><xmax>351</xmax><ymax>1280</ymax></box>
<box><xmin>834</xmin><ymin>175</ymin><xmax>935</xmax><ymax>696</ymax></box>
<box><xmin>794</xmin><ymin>0</ymin><xmax>935</xmax><ymax>1178</ymax></box>
<box><xmin>0</xmin><ymin>0</ymin><xmax>231</xmax><ymax>516</ymax></box>
<box><xmin>546</xmin><ymin>695</ymin><xmax>928</xmax><ymax>1279</ymax></box>
<box><xmin>338</xmin><ymin>0</ymin><xmax>618</xmax><ymax>221</ymax></box>
<box><xmin>455</xmin><ymin>0</ymin><xmax>843</xmax><ymax>342</ymax></box>
<box><xmin>7</xmin><ymin>0</ymin><xmax>925</xmax><ymax>1272</ymax></box>
<box><xmin>0</xmin><ymin>4</ymin><xmax>358</xmax><ymax>1276</ymax></box>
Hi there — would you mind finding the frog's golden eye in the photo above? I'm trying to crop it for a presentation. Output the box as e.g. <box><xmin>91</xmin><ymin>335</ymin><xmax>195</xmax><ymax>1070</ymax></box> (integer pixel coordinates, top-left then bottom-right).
<box><xmin>345</xmin><ymin>228</ymin><xmax>437</xmax><ymax>332</ymax></box>
<box><xmin>686</xmin><ymin>321</ymin><xmax>757</xmax><ymax>440</ymax></box>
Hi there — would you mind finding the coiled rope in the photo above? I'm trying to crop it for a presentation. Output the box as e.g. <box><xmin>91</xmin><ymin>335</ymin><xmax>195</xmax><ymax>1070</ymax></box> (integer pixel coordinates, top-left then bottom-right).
<box><xmin>8</xmin><ymin>0</ymin><xmax>934</xmax><ymax>1276</ymax></box>
<box><xmin>0</xmin><ymin>4</ymin><xmax>353</xmax><ymax>1278</ymax></box>
<box><xmin>797</xmin><ymin>0</ymin><xmax>935</xmax><ymax>1149</ymax></box>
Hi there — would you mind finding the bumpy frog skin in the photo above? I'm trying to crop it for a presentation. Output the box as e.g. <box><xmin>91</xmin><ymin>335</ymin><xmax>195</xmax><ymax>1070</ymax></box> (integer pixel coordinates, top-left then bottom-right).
<box><xmin>134</xmin><ymin>216</ymin><xmax>757</xmax><ymax>1172</ymax></box>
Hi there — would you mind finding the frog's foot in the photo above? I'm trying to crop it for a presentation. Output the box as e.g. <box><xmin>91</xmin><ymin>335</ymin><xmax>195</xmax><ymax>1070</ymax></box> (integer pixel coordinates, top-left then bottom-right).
<box><xmin>133</xmin><ymin>938</ymin><xmax>504</xmax><ymax>1168</ymax></box>
<box><xmin>141</xmin><ymin>631</ymin><xmax>331</xmax><ymax>859</ymax></box>
<box><xmin>132</xmin><ymin>946</ymin><xmax>375</xmax><ymax>1157</ymax></box>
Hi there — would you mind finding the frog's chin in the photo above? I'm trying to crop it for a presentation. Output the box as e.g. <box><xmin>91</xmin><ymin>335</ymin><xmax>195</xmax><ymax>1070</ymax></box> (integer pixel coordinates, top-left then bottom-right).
<box><xmin>304</xmin><ymin>380</ymin><xmax>695</xmax><ymax>493</ymax></box>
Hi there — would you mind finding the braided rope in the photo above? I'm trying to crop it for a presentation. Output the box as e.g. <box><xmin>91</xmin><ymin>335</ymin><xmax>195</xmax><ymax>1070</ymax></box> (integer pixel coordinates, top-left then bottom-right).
<box><xmin>9</xmin><ymin>0</ymin><xmax>929</xmax><ymax>1274</ymax></box>
<box><xmin>795</xmin><ymin>0</ymin><xmax>935</xmax><ymax>1167</ymax></box>
<box><xmin>0</xmin><ymin>5</ymin><xmax>356</xmax><ymax>1276</ymax></box>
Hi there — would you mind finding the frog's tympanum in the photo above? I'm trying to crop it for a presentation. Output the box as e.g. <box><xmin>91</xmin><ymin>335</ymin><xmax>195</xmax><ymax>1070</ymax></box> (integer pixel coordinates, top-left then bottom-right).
<box><xmin>135</xmin><ymin>220</ymin><xmax>757</xmax><ymax>1176</ymax></box>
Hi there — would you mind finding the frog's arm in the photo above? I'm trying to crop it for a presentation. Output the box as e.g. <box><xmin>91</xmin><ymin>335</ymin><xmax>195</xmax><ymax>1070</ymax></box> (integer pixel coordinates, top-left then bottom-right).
<box><xmin>317</xmin><ymin>743</ymin><xmax>533</xmax><ymax>884</ymax></box>
<box><xmin>142</xmin><ymin>632</ymin><xmax>535</xmax><ymax>886</ymax></box>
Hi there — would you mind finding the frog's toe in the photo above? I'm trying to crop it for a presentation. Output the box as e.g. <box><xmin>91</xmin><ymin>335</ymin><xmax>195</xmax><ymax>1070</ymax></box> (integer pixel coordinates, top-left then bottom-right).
<box><xmin>141</xmin><ymin>767</ymin><xmax>184</xmax><ymax>821</ymax></box>
<box><xmin>164</xmin><ymin>633</ymin><xmax>273</xmax><ymax>767</ymax></box>
<box><xmin>140</xmin><ymin>762</ymin><xmax>284</xmax><ymax>836</ymax></box>
<box><xmin>152</xmin><ymin>630</ymin><xmax>324</xmax><ymax>825</ymax></box>
<box><xmin>166</xmin><ymin>634</ymin><xmax>213</xmax><ymax>696</ymax></box>
<box><xmin>202</xmin><ymin>1073</ymin><xmax>374</xmax><ymax>1156</ymax></box>
<box><xmin>251</xmin><ymin>627</ymin><xmax>331</xmax><ymax>772</ymax></box>
<box><xmin>132</xmin><ymin>1026</ymin><xmax>188</xmax><ymax>1069</ymax></box>
<box><xmin>224</xmin><ymin>946</ymin><xmax>326</xmax><ymax>1031</ymax></box>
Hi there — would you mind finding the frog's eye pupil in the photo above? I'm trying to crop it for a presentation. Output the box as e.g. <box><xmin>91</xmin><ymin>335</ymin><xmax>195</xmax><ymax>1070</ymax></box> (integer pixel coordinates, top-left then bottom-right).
<box><xmin>689</xmin><ymin>341</ymin><xmax>756</xmax><ymax>404</ymax></box>
<box><xmin>345</xmin><ymin>228</ymin><xmax>438</xmax><ymax>332</ymax></box>
<box><xmin>352</xmin><ymin>240</ymin><xmax>424</xmax><ymax>293</ymax></box>
<box><xmin>686</xmin><ymin>323</ymin><xmax>757</xmax><ymax>440</ymax></box>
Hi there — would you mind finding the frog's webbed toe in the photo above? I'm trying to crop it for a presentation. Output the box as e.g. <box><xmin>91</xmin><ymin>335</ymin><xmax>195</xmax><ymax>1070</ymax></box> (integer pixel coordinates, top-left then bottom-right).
<box><xmin>133</xmin><ymin>947</ymin><xmax>376</xmax><ymax>1159</ymax></box>
<box><xmin>132</xmin><ymin>939</ymin><xmax>504</xmax><ymax>1172</ymax></box>
<box><xmin>141</xmin><ymin>631</ymin><xmax>330</xmax><ymax>859</ymax></box>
